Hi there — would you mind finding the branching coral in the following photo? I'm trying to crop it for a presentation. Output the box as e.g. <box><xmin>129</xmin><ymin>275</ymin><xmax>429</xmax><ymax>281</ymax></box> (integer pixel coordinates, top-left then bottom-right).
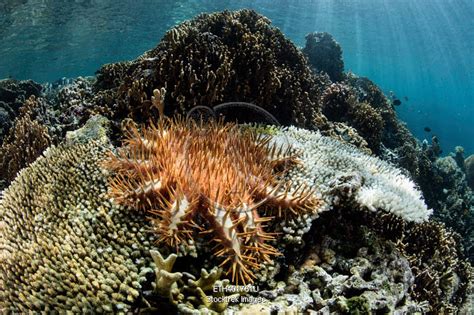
<box><xmin>355</xmin><ymin>209</ymin><xmax>473</xmax><ymax>312</ymax></box>
<box><xmin>465</xmin><ymin>154</ymin><xmax>474</xmax><ymax>190</ymax></box>
<box><xmin>0</xmin><ymin>78</ymin><xmax>42</xmax><ymax>142</ymax></box>
<box><xmin>150</xmin><ymin>250</ymin><xmax>233</xmax><ymax>313</ymax></box>
<box><xmin>320</xmin><ymin>82</ymin><xmax>384</xmax><ymax>152</ymax></box>
<box><xmin>104</xmin><ymin>118</ymin><xmax>322</xmax><ymax>284</ymax></box>
<box><xmin>303</xmin><ymin>32</ymin><xmax>345</xmax><ymax>82</ymax></box>
<box><xmin>0</xmin><ymin>95</ymin><xmax>50</xmax><ymax>184</ymax></box>
<box><xmin>94</xmin><ymin>9</ymin><xmax>329</xmax><ymax>130</ymax></box>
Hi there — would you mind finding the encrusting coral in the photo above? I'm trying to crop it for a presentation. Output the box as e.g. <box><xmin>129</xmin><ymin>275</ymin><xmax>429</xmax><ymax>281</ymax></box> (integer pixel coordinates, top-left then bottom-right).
<box><xmin>104</xmin><ymin>117</ymin><xmax>322</xmax><ymax>285</ymax></box>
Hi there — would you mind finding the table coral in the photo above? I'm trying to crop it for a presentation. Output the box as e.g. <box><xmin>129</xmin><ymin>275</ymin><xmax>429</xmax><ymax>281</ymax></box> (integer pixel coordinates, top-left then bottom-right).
<box><xmin>104</xmin><ymin>118</ymin><xmax>322</xmax><ymax>285</ymax></box>
<box><xmin>278</xmin><ymin>126</ymin><xmax>433</xmax><ymax>222</ymax></box>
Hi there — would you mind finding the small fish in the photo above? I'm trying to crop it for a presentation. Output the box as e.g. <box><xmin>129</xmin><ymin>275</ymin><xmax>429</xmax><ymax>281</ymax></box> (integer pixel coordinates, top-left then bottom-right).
<box><xmin>404</xmin><ymin>96</ymin><xmax>409</xmax><ymax>101</ymax></box>
<box><xmin>424</xmin><ymin>127</ymin><xmax>431</xmax><ymax>132</ymax></box>
<box><xmin>393</xmin><ymin>99</ymin><xmax>402</xmax><ymax>106</ymax></box>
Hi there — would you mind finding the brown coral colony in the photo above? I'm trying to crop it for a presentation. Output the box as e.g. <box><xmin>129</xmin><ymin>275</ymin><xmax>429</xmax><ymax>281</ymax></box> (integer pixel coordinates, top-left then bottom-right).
<box><xmin>104</xmin><ymin>117</ymin><xmax>321</xmax><ymax>284</ymax></box>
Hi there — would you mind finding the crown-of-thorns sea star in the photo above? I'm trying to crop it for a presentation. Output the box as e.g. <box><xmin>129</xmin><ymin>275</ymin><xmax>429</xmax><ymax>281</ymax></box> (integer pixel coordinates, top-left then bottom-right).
<box><xmin>104</xmin><ymin>117</ymin><xmax>322</xmax><ymax>284</ymax></box>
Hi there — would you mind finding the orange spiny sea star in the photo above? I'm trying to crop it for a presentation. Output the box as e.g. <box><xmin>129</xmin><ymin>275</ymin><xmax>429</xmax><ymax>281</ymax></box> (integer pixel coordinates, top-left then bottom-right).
<box><xmin>104</xmin><ymin>117</ymin><xmax>321</xmax><ymax>284</ymax></box>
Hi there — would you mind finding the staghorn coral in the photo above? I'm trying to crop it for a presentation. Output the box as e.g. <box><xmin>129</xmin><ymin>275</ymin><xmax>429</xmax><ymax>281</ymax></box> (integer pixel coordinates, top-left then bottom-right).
<box><xmin>303</xmin><ymin>32</ymin><xmax>345</xmax><ymax>82</ymax></box>
<box><xmin>104</xmin><ymin>118</ymin><xmax>322</xmax><ymax>285</ymax></box>
<box><xmin>93</xmin><ymin>9</ymin><xmax>330</xmax><ymax>130</ymax></box>
<box><xmin>0</xmin><ymin>95</ymin><xmax>50</xmax><ymax>185</ymax></box>
<box><xmin>278</xmin><ymin>126</ymin><xmax>433</xmax><ymax>222</ymax></box>
<box><xmin>0</xmin><ymin>136</ymin><xmax>155</xmax><ymax>312</ymax></box>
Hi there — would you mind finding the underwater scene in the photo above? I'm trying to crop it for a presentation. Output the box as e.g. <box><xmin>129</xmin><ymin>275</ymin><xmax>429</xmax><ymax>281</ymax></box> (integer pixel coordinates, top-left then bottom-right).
<box><xmin>0</xmin><ymin>0</ymin><xmax>473</xmax><ymax>314</ymax></box>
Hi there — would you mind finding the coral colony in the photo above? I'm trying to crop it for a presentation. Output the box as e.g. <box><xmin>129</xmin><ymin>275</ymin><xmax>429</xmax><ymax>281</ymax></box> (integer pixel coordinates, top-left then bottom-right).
<box><xmin>104</xmin><ymin>117</ymin><xmax>321</xmax><ymax>284</ymax></box>
<box><xmin>0</xmin><ymin>8</ymin><xmax>473</xmax><ymax>314</ymax></box>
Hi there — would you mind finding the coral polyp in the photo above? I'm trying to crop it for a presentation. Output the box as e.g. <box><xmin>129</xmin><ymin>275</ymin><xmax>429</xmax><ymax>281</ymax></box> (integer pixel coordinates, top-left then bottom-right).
<box><xmin>104</xmin><ymin>118</ymin><xmax>321</xmax><ymax>284</ymax></box>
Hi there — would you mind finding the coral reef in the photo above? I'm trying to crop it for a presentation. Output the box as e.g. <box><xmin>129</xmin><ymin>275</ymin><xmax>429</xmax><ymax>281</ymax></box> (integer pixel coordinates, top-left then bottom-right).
<box><xmin>228</xmin><ymin>204</ymin><xmax>472</xmax><ymax>314</ymax></box>
<box><xmin>0</xmin><ymin>9</ymin><xmax>472</xmax><ymax>314</ymax></box>
<box><xmin>104</xmin><ymin>118</ymin><xmax>322</xmax><ymax>284</ymax></box>
<box><xmin>0</xmin><ymin>133</ymin><xmax>155</xmax><ymax>312</ymax></box>
<box><xmin>359</xmin><ymin>209</ymin><xmax>473</xmax><ymax>313</ymax></box>
<box><xmin>93</xmin><ymin>9</ymin><xmax>330</xmax><ymax>130</ymax></box>
<box><xmin>43</xmin><ymin>76</ymin><xmax>106</xmax><ymax>141</ymax></box>
<box><xmin>430</xmin><ymin>153</ymin><xmax>474</xmax><ymax>261</ymax></box>
<box><xmin>339</xmin><ymin>75</ymin><xmax>474</xmax><ymax>253</ymax></box>
<box><xmin>0</xmin><ymin>78</ymin><xmax>42</xmax><ymax>141</ymax></box>
<box><xmin>0</xmin><ymin>96</ymin><xmax>50</xmax><ymax>186</ymax></box>
<box><xmin>303</xmin><ymin>32</ymin><xmax>345</xmax><ymax>82</ymax></box>
<box><xmin>0</xmin><ymin>119</ymin><xmax>471</xmax><ymax>313</ymax></box>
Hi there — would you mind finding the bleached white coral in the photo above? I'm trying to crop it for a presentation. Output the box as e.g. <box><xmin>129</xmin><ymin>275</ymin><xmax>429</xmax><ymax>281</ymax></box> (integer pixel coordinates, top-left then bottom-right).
<box><xmin>277</xmin><ymin>126</ymin><xmax>432</xmax><ymax>223</ymax></box>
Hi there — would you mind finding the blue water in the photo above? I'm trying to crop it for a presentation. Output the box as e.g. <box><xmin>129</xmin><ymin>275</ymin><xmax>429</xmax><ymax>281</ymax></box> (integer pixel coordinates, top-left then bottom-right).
<box><xmin>1</xmin><ymin>0</ymin><xmax>473</xmax><ymax>154</ymax></box>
